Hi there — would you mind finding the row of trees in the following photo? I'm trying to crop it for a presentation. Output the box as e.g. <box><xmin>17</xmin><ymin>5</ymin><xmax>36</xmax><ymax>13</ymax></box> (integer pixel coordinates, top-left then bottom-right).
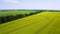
<box><xmin>0</xmin><ymin>13</ymin><xmax>35</xmax><ymax>24</ymax></box>
<box><xmin>0</xmin><ymin>10</ymin><xmax>43</xmax><ymax>24</ymax></box>
<box><xmin>0</xmin><ymin>14</ymin><xmax>26</xmax><ymax>24</ymax></box>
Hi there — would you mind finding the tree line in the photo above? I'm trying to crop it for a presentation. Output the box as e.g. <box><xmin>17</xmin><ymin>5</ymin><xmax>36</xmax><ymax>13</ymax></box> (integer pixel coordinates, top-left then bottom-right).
<box><xmin>0</xmin><ymin>10</ymin><xmax>43</xmax><ymax>24</ymax></box>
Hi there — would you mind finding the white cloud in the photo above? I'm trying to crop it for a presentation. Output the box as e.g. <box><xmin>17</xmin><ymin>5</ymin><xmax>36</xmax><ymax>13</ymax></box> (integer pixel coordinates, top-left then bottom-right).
<box><xmin>3</xmin><ymin>0</ymin><xmax>20</xmax><ymax>3</ymax></box>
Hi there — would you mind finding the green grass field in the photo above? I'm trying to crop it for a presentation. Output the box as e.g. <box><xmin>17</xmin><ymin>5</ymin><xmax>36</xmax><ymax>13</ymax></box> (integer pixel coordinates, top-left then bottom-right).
<box><xmin>0</xmin><ymin>10</ymin><xmax>36</xmax><ymax>17</ymax></box>
<box><xmin>0</xmin><ymin>12</ymin><xmax>60</xmax><ymax>34</ymax></box>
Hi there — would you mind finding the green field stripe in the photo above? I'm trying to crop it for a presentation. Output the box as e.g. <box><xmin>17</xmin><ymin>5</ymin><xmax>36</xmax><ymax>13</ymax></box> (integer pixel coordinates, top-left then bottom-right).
<box><xmin>0</xmin><ymin>11</ymin><xmax>36</xmax><ymax>17</ymax></box>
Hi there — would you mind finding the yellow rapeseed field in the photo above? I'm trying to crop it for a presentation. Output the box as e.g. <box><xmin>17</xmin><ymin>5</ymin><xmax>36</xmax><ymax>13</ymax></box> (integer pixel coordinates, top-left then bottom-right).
<box><xmin>0</xmin><ymin>12</ymin><xmax>60</xmax><ymax>34</ymax></box>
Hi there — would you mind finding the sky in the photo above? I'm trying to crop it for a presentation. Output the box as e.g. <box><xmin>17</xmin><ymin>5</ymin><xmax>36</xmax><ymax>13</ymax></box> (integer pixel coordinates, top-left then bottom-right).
<box><xmin>0</xmin><ymin>0</ymin><xmax>60</xmax><ymax>10</ymax></box>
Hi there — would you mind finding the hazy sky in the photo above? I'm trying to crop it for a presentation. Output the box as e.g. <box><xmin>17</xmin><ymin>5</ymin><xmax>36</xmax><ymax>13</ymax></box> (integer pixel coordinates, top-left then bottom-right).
<box><xmin>0</xmin><ymin>0</ymin><xmax>60</xmax><ymax>10</ymax></box>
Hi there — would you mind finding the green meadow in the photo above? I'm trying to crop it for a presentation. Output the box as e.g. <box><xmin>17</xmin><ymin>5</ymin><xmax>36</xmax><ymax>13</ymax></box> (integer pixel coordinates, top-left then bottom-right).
<box><xmin>0</xmin><ymin>10</ymin><xmax>36</xmax><ymax>17</ymax></box>
<box><xmin>0</xmin><ymin>11</ymin><xmax>60</xmax><ymax>34</ymax></box>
